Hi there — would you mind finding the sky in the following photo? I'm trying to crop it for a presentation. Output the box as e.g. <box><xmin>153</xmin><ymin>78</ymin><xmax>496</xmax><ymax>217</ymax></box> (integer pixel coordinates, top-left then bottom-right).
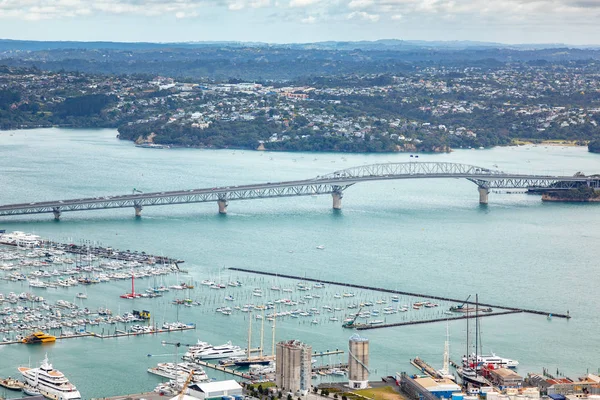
<box><xmin>0</xmin><ymin>0</ymin><xmax>598</xmax><ymax>45</ymax></box>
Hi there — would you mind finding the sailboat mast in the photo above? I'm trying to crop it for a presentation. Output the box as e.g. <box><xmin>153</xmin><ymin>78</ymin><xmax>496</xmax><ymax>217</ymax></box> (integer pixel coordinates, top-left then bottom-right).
<box><xmin>260</xmin><ymin>309</ymin><xmax>265</xmax><ymax>359</ymax></box>
<box><xmin>475</xmin><ymin>294</ymin><xmax>479</xmax><ymax>376</ymax></box>
<box><xmin>466</xmin><ymin>302</ymin><xmax>469</xmax><ymax>369</ymax></box>
<box><xmin>271</xmin><ymin>306</ymin><xmax>276</xmax><ymax>357</ymax></box>
<box><xmin>247</xmin><ymin>312</ymin><xmax>252</xmax><ymax>359</ymax></box>
<box><xmin>131</xmin><ymin>271</ymin><xmax>135</xmax><ymax>296</ymax></box>
<box><xmin>443</xmin><ymin>322</ymin><xmax>450</xmax><ymax>375</ymax></box>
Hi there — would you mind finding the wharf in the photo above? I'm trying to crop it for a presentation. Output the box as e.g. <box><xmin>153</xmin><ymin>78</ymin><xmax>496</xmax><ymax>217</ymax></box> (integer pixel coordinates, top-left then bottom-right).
<box><xmin>192</xmin><ymin>359</ymin><xmax>252</xmax><ymax>379</ymax></box>
<box><xmin>2</xmin><ymin>238</ymin><xmax>183</xmax><ymax>265</ymax></box>
<box><xmin>313</xmin><ymin>364</ymin><xmax>348</xmax><ymax>371</ymax></box>
<box><xmin>91</xmin><ymin>392</ymin><xmax>164</xmax><ymax>400</ymax></box>
<box><xmin>356</xmin><ymin>310</ymin><xmax>522</xmax><ymax>330</ymax></box>
<box><xmin>410</xmin><ymin>358</ymin><xmax>441</xmax><ymax>379</ymax></box>
<box><xmin>229</xmin><ymin>268</ymin><xmax>571</xmax><ymax>320</ymax></box>
<box><xmin>0</xmin><ymin>326</ymin><xmax>195</xmax><ymax>346</ymax></box>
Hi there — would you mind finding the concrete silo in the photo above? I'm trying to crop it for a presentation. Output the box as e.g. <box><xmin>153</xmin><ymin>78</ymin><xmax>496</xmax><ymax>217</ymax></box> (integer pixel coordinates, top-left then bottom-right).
<box><xmin>348</xmin><ymin>334</ymin><xmax>369</xmax><ymax>389</ymax></box>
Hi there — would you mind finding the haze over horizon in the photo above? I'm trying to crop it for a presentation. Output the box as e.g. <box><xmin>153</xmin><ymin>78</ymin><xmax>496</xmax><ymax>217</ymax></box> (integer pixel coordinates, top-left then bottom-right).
<box><xmin>0</xmin><ymin>0</ymin><xmax>598</xmax><ymax>46</ymax></box>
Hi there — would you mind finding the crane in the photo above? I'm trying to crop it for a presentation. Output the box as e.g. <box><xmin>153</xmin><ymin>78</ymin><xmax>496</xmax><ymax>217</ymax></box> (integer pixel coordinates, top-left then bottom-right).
<box><xmin>178</xmin><ymin>369</ymin><xmax>194</xmax><ymax>400</ymax></box>
<box><xmin>342</xmin><ymin>307</ymin><xmax>363</xmax><ymax>328</ymax></box>
<box><xmin>449</xmin><ymin>295</ymin><xmax>471</xmax><ymax>312</ymax></box>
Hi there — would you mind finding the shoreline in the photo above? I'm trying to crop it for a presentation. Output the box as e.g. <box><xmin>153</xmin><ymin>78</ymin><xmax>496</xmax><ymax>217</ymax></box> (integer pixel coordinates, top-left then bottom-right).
<box><xmin>1</xmin><ymin>126</ymin><xmax>592</xmax><ymax>153</ymax></box>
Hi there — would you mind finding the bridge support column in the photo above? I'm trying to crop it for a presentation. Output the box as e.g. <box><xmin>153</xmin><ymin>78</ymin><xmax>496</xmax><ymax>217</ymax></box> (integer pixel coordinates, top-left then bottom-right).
<box><xmin>134</xmin><ymin>205</ymin><xmax>143</xmax><ymax>217</ymax></box>
<box><xmin>52</xmin><ymin>207</ymin><xmax>61</xmax><ymax>221</ymax></box>
<box><xmin>478</xmin><ymin>187</ymin><xmax>489</xmax><ymax>205</ymax></box>
<box><xmin>332</xmin><ymin>192</ymin><xmax>343</xmax><ymax>210</ymax></box>
<box><xmin>218</xmin><ymin>199</ymin><xmax>228</xmax><ymax>214</ymax></box>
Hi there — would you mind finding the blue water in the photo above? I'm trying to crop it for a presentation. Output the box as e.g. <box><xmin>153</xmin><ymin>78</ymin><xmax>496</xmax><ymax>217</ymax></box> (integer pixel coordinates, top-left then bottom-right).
<box><xmin>0</xmin><ymin>128</ymin><xmax>599</xmax><ymax>398</ymax></box>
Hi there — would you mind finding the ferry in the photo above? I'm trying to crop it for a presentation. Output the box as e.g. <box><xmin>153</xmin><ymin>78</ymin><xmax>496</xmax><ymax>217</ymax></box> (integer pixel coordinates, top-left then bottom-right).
<box><xmin>462</xmin><ymin>353</ymin><xmax>519</xmax><ymax>369</ymax></box>
<box><xmin>22</xmin><ymin>331</ymin><xmax>56</xmax><ymax>344</ymax></box>
<box><xmin>18</xmin><ymin>354</ymin><xmax>82</xmax><ymax>400</ymax></box>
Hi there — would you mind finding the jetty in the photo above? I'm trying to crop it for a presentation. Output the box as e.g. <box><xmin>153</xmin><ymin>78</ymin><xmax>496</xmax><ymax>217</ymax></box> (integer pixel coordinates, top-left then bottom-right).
<box><xmin>228</xmin><ymin>268</ymin><xmax>572</xmax><ymax>323</ymax></box>
<box><xmin>0</xmin><ymin>325</ymin><xmax>195</xmax><ymax>346</ymax></box>
<box><xmin>356</xmin><ymin>310</ymin><xmax>522</xmax><ymax>330</ymax></box>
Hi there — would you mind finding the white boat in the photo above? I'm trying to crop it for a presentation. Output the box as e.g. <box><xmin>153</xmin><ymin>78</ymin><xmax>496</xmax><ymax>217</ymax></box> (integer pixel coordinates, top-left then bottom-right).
<box><xmin>194</xmin><ymin>341</ymin><xmax>245</xmax><ymax>360</ymax></box>
<box><xmin>462</xmin><ymin>353</ymin><xmax>519</xmax><ymax>369</ymax></box>
<box><xmin>75</xmin><ymin>292</ymin><xmax>87</xmax><ymax>299</ymax></box>
<box><xmin>147</xmin><ymin>362</ymin><xmax>209</xmax><ymax>382</ymax></box>
<box><xmin>18</xmin><ymin>353</ymin><xmax>82</xmax><ymax>400</ymax></box>
<box><xmin>316</xmin><ymin>245</ymin><xmax>325</xmax><ymax>250</ymax></box>
<box><xmin>29</xmin><ymin>279</ymin><xmax>47</xmax><ymax>288</ymax></box>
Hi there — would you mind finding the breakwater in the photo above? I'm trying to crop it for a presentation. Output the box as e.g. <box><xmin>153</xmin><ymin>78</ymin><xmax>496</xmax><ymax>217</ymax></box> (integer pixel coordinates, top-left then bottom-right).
<box><xmin>228</xmin><ymin>268</ymin><xmax>571</xmax><ymax>320</ymax></box>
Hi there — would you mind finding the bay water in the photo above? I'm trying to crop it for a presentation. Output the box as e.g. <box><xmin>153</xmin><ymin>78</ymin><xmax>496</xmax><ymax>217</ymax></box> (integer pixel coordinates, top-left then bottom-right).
<box><xmin>0</xmin><ymin>128</ymin><xmax>599</xmax><ymax>398</ymax></box>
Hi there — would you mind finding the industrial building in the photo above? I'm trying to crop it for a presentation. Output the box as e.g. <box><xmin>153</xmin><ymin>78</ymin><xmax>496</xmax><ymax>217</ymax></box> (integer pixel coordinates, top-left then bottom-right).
<box><xmin>413</xmin><ymin>377</ymin><xmax>461</xmax><ymax>399</ymax></box>
<box><xmin>488</xmin><ymin>368</ymin><xmax>524</xmax><ymax>388</ymax></box>
<box><xmin>187</xmin><ymin>380</ymin><xmax>243</xmax><ymax>400</ymax></box>
<box><xmin>275</xmin><ymin>340</ymin><xmax>312</xmax><ymax>396</ymax></box>
<box><xmin>348</xmin><ymin>334</ymin><xmax>369</xmax><ymax>389</ymax></box>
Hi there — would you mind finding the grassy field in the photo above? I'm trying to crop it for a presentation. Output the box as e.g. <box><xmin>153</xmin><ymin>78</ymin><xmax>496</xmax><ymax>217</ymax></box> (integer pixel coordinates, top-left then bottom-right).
<box><xmin>352</xmin><ymin>386</ymin><xmax>406</xmax><ymax>400</ymax></box>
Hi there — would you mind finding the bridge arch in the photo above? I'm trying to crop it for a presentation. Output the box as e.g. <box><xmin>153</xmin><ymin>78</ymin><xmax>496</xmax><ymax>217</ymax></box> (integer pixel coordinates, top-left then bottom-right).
<box><xmin>319</xmin><ymin>162</ymin><xmax>504</xmax><ymax>180</ymax></box>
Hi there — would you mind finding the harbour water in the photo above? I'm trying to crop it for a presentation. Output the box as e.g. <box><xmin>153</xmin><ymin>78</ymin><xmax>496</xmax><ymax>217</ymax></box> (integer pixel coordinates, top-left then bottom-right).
<box><xmin>1</xmin><ymin>128</ymin><xmax>600</xmax><ymax>398</ymax></box>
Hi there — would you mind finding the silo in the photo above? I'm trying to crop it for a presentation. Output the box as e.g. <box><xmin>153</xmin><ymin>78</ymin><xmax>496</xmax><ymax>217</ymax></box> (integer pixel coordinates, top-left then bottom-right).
<box><xmin>348</xmin><ymin>334</ymin><xmax>369</xmax><ymax>389</ymax></box>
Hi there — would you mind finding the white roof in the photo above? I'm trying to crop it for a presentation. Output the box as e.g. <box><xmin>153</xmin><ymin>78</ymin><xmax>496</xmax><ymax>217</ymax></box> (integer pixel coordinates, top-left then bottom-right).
<box><xmin>194</xmin><ymin>380</ymin><xmax>242</xmax><ymax>393</ymax></box>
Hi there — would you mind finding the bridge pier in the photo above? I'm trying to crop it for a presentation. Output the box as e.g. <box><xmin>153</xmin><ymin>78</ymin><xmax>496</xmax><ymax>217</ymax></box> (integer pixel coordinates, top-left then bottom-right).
<box><xmin>134</xmin><ymin>204</ymin><xmax>143</xmax><ymax>217</ymax></box>
<box><xmin>218</xmin><ymin>199</ymin><xmax>228</xmax><ymax>214</ymax></box>
<box><xmin>332</xmin><ymin>191</ymin><xmax>343</xmax><ymax>210</ymax></box>
<box><xmin>478</xmin><ymin>187</ymin><xmax>489</xmax><ymax>205</ymax></box>
<box><xmin>52</xmin><ymin>207</ymin><xmax>61</xmax><ymax>220</ymax></box>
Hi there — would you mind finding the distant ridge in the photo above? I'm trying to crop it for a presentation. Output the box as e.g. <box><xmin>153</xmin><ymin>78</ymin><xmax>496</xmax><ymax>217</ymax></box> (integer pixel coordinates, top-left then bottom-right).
<box><xmin>1</xmin><ymin>38</ymin><xmax>598</xmax><ymax>52</ymax></box>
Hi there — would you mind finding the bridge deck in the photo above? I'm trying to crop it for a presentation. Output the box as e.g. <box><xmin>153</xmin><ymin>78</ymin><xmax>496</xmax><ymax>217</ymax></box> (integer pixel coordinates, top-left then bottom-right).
<box><xmin>0</xmin><ymin>162</ymin><xmax>597</xmax><ymax>218</ymax></box>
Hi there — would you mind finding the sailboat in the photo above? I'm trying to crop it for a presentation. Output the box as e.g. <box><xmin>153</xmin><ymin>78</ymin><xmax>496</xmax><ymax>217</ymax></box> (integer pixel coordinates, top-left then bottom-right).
<box><xmin>234</xmin><ymin>310</ymin><xmax>271</xmax><ymax>366</ymax></box>
<box><xmin>437</xmin><ymin>322</ymin><xmax>456</xmax><ymax>381</ymax></box>
<box><xmin>120</xmin><ymin>270</ymin><xmax>143</xmax><ymax>299</ymax></box>
<box><xmin>458</xmin><ymin>294</ymin><xmax>488</xmax><ymax>386</ymax></box>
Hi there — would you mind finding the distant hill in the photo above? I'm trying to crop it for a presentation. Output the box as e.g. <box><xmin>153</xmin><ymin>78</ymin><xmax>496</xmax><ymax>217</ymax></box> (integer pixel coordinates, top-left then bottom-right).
<box><xmin>1</xmin><ymin>38</ymin><xmax>599</xmax><ymax>80</ymax></box>
<box><xmin>1</xmin><ymin>38</ymin><xmax>598</xmax><ymax>52</ymax></box>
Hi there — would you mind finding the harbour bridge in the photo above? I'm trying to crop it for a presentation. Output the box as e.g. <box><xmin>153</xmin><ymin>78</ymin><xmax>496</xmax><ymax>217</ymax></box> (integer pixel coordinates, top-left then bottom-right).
<box><xmin>0</xmin><ymin>162</ymin><xmax>598</xmax><ymax>220</ymax></box>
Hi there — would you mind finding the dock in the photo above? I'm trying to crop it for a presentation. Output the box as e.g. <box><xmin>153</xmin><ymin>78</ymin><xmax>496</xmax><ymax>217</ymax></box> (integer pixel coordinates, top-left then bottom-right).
<box><xmin>356</xmin><ymin>310</ymin><xmax>522</xmax><ymax>330</ymax></box>
<box><xmin>192</xmin><ymin>359</ymin><xmax>252</xmax><ymax>379</ymax></box>
<box><xmin>0</xmin><ymin>325</ymin><xmax>195</xmax><ymax>346</ymax></box>
<box><xmin>410</xmin><ymin>358</ymin><xmax>442</xmax><ymax>379</ymax></box>
<box><xmin>229</xmin><ymin>268</ymin><xmax>572</xmax><ymax>321</ymax></box>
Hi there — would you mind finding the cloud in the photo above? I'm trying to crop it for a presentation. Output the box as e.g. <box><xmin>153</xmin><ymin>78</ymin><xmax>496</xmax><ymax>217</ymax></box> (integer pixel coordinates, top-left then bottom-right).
<box><xmin>347</xmin><ymin>10</ymin><xmax>379</xmax><ymax>21</ymax></box>
<box><xmin>390</xmin><ymin>13</ymin><xmax>402</xmax><ymax>19</ymax></box>
<box><xmin>348</xmin><ymin>0</ymin><xmax>373</xmax><ymax>9</ymax></box>
<box><xmin>301</xmin><ymin>15</ymin><xmax>316</xmax><ymax>23</ymax></box>
<box><xmin>288</xmin><ymin>0</ymin><xmax>319</xmax><ymax>7</ymax></box>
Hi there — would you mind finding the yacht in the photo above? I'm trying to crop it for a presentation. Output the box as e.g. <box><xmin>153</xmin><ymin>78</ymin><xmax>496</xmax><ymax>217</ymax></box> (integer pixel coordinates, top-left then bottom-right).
<box><xmin>18</xmin><ymin>354</ymin><xmax>82</xmax><ymax>400</ymax></box>
<box><xmin>193</xmin><ymin>341</ymin><xmax>245</xmax><ymax>360</ymax></box>
<box><xmin>147</xmin><ymin>362</ymin><xmax>209</xmax><ymax>383</ymax></box>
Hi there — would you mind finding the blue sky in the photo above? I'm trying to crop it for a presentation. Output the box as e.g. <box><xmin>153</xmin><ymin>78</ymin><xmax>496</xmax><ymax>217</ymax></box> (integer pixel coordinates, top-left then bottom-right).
<box><xmin>0</xmin><ymin>0</ymin><xmax>598</xmax><ymax>45</ymax></box>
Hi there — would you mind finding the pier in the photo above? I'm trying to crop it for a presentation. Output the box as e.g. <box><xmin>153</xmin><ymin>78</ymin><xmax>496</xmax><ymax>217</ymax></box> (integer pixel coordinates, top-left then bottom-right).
<box><xmin>0</xmin><ymin>325</ymin><xmax>196</xmax><ymax>346</ymax></box>
<box><xmin>356</xmin><ymin>310</ymin><xmax>523</xmax><ymax>330</ymax></box>
<box><xmin>228</xmin><ymin>268</ymin><xmax>572</xmax><ymax>322</ymax></box>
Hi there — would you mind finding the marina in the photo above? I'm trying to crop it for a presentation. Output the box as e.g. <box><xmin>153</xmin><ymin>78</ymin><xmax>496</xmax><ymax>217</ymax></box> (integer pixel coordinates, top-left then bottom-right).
<box><xmin>0</xmin><ymin>129</ymin><xmax>598</xmax><ymax>399</ymax></box>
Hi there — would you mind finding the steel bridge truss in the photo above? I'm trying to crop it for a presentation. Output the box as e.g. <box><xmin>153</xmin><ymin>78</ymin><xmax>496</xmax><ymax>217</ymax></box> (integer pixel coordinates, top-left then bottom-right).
<box><xmin>0</xmin><ymin>183</ymin><xmax>353</xmax><ymax>217</ymax></box>
<box><xmin>1</xmin><ymin>162</ymin><xmax>598</xmax><ymax>218</ymax></box>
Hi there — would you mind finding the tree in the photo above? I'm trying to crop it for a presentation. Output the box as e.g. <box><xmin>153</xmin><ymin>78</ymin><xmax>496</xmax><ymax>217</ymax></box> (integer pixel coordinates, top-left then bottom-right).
<box><xmin>258</xmin><ymin>385</ymin><xmax>264</xmax><ymax>395</ymax></box>
<box><xmin>588</xmin><ymin>139</ymin><xmax>600</xmax><ymax>153</ymax></box>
